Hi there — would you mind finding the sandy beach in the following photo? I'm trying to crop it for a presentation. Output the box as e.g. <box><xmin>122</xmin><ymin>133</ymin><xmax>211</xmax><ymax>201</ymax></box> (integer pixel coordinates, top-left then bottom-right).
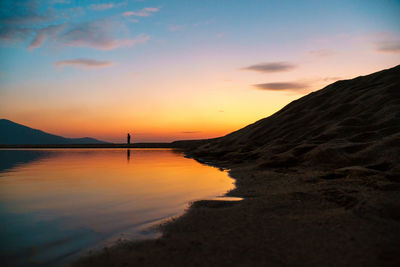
<box><xmin>73</xmin><ymin>167</ymin><xmax>400</xmax><ymax>266</ymax></box>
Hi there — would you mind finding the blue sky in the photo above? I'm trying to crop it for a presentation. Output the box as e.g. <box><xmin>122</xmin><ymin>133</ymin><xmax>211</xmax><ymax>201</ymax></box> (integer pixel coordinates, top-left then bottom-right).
<box><xmin>1</xmin><ymin>0</ymin><xmax>399</xmax><ymax>142</ymax></box>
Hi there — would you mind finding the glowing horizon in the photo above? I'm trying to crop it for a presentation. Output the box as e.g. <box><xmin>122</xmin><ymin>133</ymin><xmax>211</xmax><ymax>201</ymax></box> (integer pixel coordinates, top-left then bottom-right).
<box><xmin>1</xmin><ymin>0</ymin><xmax>399</xmax><ymax>142</ymax></box>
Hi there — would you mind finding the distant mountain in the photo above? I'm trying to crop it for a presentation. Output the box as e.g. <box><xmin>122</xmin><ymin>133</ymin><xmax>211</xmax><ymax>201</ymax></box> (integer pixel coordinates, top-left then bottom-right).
<box><xmin>0</xmin><ymin>119</ymin><xmax>108</xmax><ymax>145</ymax></box>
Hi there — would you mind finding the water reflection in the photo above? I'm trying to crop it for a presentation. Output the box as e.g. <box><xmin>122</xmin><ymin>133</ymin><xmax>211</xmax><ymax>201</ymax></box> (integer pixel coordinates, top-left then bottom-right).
<box><xmin>0</xmin><ymin>149</ymin><xmax>51</xmax><ymax>173</ymax></box>
<box><xmin>0</xmin><ymin>149</ymin><xmax>234</xmax><ymax>266</ymax></box>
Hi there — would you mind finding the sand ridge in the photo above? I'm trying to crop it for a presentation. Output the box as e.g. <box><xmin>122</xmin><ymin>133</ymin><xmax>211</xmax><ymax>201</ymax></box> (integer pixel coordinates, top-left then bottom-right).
<box><xmin>188</xmin><ymin>65</ymin><xmax>400</xmax><ymax>176</ymax></box>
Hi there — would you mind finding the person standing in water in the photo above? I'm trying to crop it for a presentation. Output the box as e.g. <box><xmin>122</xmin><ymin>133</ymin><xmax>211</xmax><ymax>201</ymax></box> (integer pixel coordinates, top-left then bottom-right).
<box><xmin>127</xmin><ymin>133</ymin><xmax>131</xmax><ymax>144</ymax></box>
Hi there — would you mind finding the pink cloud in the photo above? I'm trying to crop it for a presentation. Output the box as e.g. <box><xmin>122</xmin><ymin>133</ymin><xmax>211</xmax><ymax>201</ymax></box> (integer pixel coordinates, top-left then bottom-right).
<box><xmin>28</xmin><ymin>24</ymin><xmax>65</xmax><ymax>50</ymax></box>
<box><xmin>54</xmin><ymin>58</ymin><xmax>114</xmax><ymax>68</ymax></box>
<box><xmin>123</xmin><ymin>7</ymin><xmax>159</xmax><ymax>17</ymax></box>
<box><xmin>59</xmin><ymin>20</ymin><xmax>150</xmax><ymax>50</ymax></box>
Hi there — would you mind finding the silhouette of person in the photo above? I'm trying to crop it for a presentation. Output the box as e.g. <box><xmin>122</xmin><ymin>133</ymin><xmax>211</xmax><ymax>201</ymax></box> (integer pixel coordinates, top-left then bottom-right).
<box><xmin>127</xmin><ymin>133</ymin><xmax>131</xmax><ymax>144</ymax></box>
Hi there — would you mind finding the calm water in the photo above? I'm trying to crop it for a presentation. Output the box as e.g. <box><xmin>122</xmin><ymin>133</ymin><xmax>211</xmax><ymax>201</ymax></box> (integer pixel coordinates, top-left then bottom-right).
<box><xmin>0</xmin><ymin>149</ymin><xmax>235</xmax><ymax>266</ymax></box>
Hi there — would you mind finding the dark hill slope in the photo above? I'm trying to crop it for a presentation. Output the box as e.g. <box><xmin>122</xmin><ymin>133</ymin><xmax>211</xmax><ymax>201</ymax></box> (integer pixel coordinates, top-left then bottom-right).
<box><xmin>188</xmin><ymin>65</ymin><xmax>400</xmax><ymax>174</ymax></box>
<box><xmin>0</xmin><ymin>119</ymin><xmax>108</xmax><ymax>145</ymax></box>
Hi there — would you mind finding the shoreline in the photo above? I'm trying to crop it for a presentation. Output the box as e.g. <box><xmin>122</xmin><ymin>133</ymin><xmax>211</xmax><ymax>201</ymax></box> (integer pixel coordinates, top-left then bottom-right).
<box><xmin>0</xmin><ymin>143</ymin><xmax>174</xmax><ymax>149</ymax></box>
<box><xmin>73</xmin><ymin>152</ymin><xmax>400</xmax><ymax>266</ymax></box>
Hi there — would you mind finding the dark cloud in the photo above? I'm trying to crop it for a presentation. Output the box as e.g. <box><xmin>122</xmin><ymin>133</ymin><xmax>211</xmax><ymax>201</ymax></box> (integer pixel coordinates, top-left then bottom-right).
<box><xmin>1</xmin><ymin>13</ymin><xmax>50</xmax><ymax>25</ymax></box>
<box><xmin>54</xmin><ymin>58</ymin><xmax>114</xmax><ymax>68</ymax></box>
<box><xmin>0</xmin><ymin>0</ymin><xmax>54</xmax><ymax>25</ymax></box>
<box><xmin>376</xmin><ymin>41</ymin><xmax>400</xmax><ymax>53</ymax></box>
<box><xmin>241</xmin><ymin>62</ymin><xmax>296</xmax><ymax>73</ymax></box>
<box><xmin>254</xmin><ymin>82</ymin><xmax>308</xmax><ymax>91</ymax></box>
<box><xmin>0</xmin><ymin>27</ymin><xmax>31</xmax><ymax>42</ymax></box>
<box><xmin>0</xmin><ymin>0</ymin><xmax>56</xmax><ymax>47</ymax></box>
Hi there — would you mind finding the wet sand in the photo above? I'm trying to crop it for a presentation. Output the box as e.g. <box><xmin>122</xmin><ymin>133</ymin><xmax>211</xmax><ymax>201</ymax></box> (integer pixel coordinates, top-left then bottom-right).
<box><xmin>73</xmin><ymin>162</ymin><xmax>400</xmax><ymax>267</ymax></box>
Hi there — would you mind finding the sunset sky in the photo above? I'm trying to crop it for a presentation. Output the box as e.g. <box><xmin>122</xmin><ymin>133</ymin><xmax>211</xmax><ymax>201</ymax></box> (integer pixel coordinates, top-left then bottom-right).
<box><xmin>1</xmin><ymin>0</ymin><xmax>399</xmax><ymax>142</ymax></box>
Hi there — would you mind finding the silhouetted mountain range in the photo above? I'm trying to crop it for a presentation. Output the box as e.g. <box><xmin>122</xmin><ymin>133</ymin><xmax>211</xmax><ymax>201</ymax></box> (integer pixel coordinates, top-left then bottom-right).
<box><xmin>0</xmin><ymin>119</ymin><xmax>108</xmax><ymax>145</ymax></box>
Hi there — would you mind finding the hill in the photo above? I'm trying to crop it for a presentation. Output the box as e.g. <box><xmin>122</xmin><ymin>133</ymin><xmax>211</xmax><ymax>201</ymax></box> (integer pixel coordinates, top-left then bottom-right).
<box><xmin>0</xmin><ymin>119</ymin><xmax>108</xmax><ymax>145</ymax></box>
<box><xmin>183</xmin><ymin>65</ymin><xmax>400</xmax><ymax>176</ymax></box>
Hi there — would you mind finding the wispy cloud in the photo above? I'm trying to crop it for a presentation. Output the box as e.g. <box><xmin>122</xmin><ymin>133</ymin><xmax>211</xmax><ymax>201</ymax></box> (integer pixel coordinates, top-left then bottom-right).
<box><xmin>28</xmin><ymin>24</ymin><xmax>65</xmax><ymax>50</ymax></box>
<box><xmin>254</xmin><ymin>77</ymin><xmax>341</xmax><ymax>94</ymax></box>
<box><xmin>254</xmin><ymin>82</ymin><xmax>308</xmax><ymax>92</ymax></box>
<box><xmin>0</xmin><ymin>2</ymin><xmax>150</xmax><ymax>51</ymax></box>
<box><xmin>123</xmin><ymin>7</ymin><xmax>159</xmax><ymax>17</ymax></box>
<box><xmin>0</xmin><ymin>1</ymin><xmax>61</xmax><ymax>47</ymax></box>
<box><xmin>65</xmin><ymin>6</ymin><xmax>85</xmax><ymax>17</ymax></box>
<box><xmin>193</xmin><ymin>19</ymin><xmax>214</xmax><ymax>27</ymax></box>
<box><xmin>181</xmin><ymin>131</ymin><xmax>202</xmax><ymax>134</ymax></box>
<box><xmin>241</xmin><ymin>62</ymin><xmax>297</xmax><ymax>73</ymax></box>
<box><xmin>89</xmin><ymin>3</ymin><xmax>115</xmax><ymax>11</ymax></box>
<box><xmin>54</xmin><ymin>58</ymin><xmax>114</xmax><ymax>68</ymax></box>
<box><xmin>89</xmin><ymin>2</ymin><xmax>126</xmax><ymax>11</ymax></box>
<box><xmin>375</xmin><ymin>40</ymin><xmax>400</xmax><ymax>53</ymax></box>
<box><xmin>59</xmin><ymin>20</ymin><xmax>150</xmax><ymax>50</ymax></box>
<box><xmin>168</xmin><ymin>24</ymin><xmax>182</xmax><ymax>32</ymax></box>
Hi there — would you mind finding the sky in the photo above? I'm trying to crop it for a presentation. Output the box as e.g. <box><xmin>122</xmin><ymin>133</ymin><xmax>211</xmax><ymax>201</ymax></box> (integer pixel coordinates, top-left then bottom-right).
<box><xmin>0</xmin><ymin>0</ymin><xmax>399</xmax><ymax>143</ymax></box>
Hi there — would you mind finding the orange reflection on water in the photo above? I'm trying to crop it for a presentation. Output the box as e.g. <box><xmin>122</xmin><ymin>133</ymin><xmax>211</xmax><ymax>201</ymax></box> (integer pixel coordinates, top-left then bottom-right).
<box><xmin>0</xmin><ymin>149</ymin><xmax>234</xmax><ymax>265</ymax></box>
